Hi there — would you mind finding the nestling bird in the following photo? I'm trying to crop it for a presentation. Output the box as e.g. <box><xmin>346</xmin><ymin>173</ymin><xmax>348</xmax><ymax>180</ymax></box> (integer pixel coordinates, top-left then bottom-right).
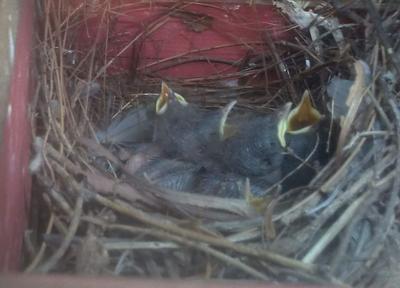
<box><xmin>135</xmin><ymin>158</ymin><xmax>202</xmax><ymax>192</ymax></box>
<box><xmin>213</xmin><ymin>90</ymin><xmax>338</xmax><ymax>192</ymax></box>
<box><xmin>205</xmin><ymin>103</ymin><xmax>289</xmax><ymax>178</ymax></box>
<box><xmin>278</xmin><ymin>90</ymin><xmax>339</xmax><ymax>190</ymax></box>
<box><xmin>194</xmin><ymin>171</ymin><xmax>245</xmax><ymax>198</ymax></box>
<box><xmin>124</xmin><ymin>142</ymin><xmax>200</xmax><ymax>192</ymax></box>
<box><xmin>124</xmin><ymin>143</ymin><xmax>163</xmax><ymax>174</ymax></box>
<box><xmin>195</xmin><ymin>171</ymin><xmax>276</xmax><ymax>211</ymax></box>
<box><xmin>153</xmin><ymin>81</ymin><xmax>236</xmax><ymax>166</ymax></box>
<box><xmin>96</xmin><ymin>104</ymin><xmax>155</xmax><ymax>148</ymax></box>
<box><xmin>147</xmin><ymin>81</ymin><xmax>338</xmax><ymax>209</ymax></box>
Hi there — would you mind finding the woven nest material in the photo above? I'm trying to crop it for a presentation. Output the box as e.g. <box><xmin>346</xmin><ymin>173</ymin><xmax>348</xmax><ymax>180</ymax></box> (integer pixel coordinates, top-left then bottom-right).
<box><xmin>27</xmin><ymin>0</ymin><xmax>400</xmax><ymax>286</ymax></box>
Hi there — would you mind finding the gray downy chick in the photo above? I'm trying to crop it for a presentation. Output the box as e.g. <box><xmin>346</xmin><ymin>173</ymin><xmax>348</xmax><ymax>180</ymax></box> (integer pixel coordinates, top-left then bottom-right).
<box><xmin>96</xmin><ymin>105</ymin><xmax>155</xmax><ymax>148</ymax></box>
<box><xmin>124</xmin><ymin>143</ymin><xmax>163</xmax><ymax>175</ymax></box>
<box><xmin>205</xmin><ymin>105</ymin><xmax>286</xmax><ymax>179</ymax></box>
<box><xmin>134</xmin><ymin>158</ymin><xmax>202</xmax><ymax>192</ymax></box>
<box><xmin>279</xmin><ymin>91</ymin><xmax>339</xmax><ymax>190</ymax></box>
<box><xmin>153</xmin><ymin>81</ymin><xmax>236</xmax><ymax>165</ymax></box>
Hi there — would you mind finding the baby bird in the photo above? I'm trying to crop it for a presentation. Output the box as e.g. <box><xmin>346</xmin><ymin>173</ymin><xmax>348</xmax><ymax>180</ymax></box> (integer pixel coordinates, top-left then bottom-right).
<box><xmin>210</xmin><ymin>90</ymin><xmax>336</xmax><ymax>191</ymax></box>
<box><xmin>278</xmin><ymin>90</ymin><xmax>339</xmax><ymax>190</ymax></box>
<box><xmin>135</xmin><ymin>158</ymin><xmax>202</xmax><ymax>192</ymax></box>
<box><xmin>205</xmin><ymin>104</ymin><xmax>290</xmax><ymax>179</ymax></box>
<box><xmin>153</xmin><ymin>81</ymin><xmax>236</xmax><ymax>165</ymax></box>
<box><xmin>96</xmin><ymin>104</ymin><xmax>154</xmax><ymax>149</ymax></box>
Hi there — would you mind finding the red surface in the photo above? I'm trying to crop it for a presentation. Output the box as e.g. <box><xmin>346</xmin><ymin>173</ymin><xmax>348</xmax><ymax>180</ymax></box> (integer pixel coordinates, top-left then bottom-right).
<box><xmin>73</xmin><ymin>1</ymin><xmax>288</xmax><ymax>79</ymax></box>
<box><xmin>0</xmin><ymin>0</ymin><xmax>34</xmax><ymax>271</ymax></box>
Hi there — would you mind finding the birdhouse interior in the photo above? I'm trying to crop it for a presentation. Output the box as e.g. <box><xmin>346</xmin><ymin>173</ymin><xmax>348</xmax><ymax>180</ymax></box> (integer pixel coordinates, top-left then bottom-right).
<box><xmin>26</xmin><ymin>0</ymin><xmax>400</xmax><ymax>286</ymax></box>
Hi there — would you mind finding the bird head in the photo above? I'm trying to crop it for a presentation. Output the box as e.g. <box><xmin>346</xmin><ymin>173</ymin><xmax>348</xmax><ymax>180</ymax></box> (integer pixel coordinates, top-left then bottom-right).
<box><xmin>155</xmin><ymin>81</ymin><xmax>188</xmax><ymax>115</ymax></box>
<box><xmin>277</xmin><ymin>90</ymin><xmax>322</xmax><ymax>148</ymax></box>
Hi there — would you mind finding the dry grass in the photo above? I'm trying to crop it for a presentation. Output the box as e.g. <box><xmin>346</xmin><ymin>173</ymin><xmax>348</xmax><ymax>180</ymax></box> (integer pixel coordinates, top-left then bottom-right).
<box><xmin>26</xmin><ymin>0</ymin><xmax>400</xmax><ymax>286</ymax></box>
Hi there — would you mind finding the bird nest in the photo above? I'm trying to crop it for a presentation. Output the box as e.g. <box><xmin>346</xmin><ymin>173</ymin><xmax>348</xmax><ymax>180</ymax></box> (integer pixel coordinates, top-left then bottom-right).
<box><xmin>27</xmin><ymin>0</ymin><xmax>400</xmax><ymax>286</ymax></box>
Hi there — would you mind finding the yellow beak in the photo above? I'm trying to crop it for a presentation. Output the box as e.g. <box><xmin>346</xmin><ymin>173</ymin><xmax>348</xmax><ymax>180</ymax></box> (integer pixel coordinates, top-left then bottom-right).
<box><xmin>156</xmin><ymin>81</ymin><xmax>170</xmax><ymax>115</ymax></box>
<box><xmin>277</xmin><ymin>90</ymin><xmax>322</xmax><ymax>147</ymax></box>
<box><xmin>156</xmin><ymin>81</ymin><xmax>188</xmax><ymax>115</ymax></box>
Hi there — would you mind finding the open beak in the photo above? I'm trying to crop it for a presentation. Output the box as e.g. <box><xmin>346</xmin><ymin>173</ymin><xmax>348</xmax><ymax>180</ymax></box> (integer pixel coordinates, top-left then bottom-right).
<box><xmin>277</xmin><ymin>90</ymin><xmax>322</xmax><ymax>147</ymax></box>
<box><xmin>156</xmin><ymin>81</ymin><xmax>170</xmax><ymax>115</ymax></box>
<box><xmin>156</xmin><ymin>81</ymin><xmax>188</xmax><ymax>115</ymax></box>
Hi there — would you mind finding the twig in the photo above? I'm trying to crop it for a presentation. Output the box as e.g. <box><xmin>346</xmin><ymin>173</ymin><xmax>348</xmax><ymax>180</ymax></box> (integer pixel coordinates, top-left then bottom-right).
<box><xmin>138</xmin><ymin>41</ymin><xmax>264</xmax><ymax>71</ymax></box>
<box><xmin>366</xmin><ymin>0</ymin><xmax>400</xmax><ymax>73</ymax></box>
<box><xmin>342</xmin><ymin>130</ymin><xmax>394</xmax><ymax>151</ymax></box>
<box><xmin>24</xmin><ymin>214</ymin><xmax>55</xmax><ymax>273</ymax></box>
<box><xmin>299</xmin><ymin>161</ymin><xmax>395</xmax><ymax>259</ymax></box>
<box><xmin>95</xmin><ymin>194</ymin><xmax>316</xmax><ymax>273</ymax></box>
<box><xmin>114</xmin><ymin>250</ymin><xmax>131</xmax><ymax>275</ymax></box>
<box><xmin>94</xmin><ymin>14</ymin><xmax>170</xmax><ymax>79</ymax></box>
<box><xmin>48</xmin><ymin>187</ymin><xmax>74</xmax><ymax>217</ymax></box>
<box><xmin>305</xmin><ymin>187</ymin><xmax>341</xmax><ymax>216</ymax></box>
<box><xmin>336</xmin><ymin>60</ymin><xmax>370</xmax><ymax>157</ymax></box>
<box><xmin>142</xmin><ymin>56</ymin><xmax>241</xmax><ymax>74</ymax></box>
<box><xmin>310</xmin><ymin>156</ymin><xmax>395</xmax><ymax>223</ymax></box>
<box><xmin>302</xmin><ymin>192</ymin><xmax>369</xmax><ymax>264</ymax></box>
<box><xmin>104</xmin><ymin>241</ymin><xmax>178</xmax><ymax>251</ymax></box>
<box><xmin>330</xmin><ymin>188</ymin><xmax>378</xmax><ymax>274</ymax></box>
<box><xmin>107</xmin><ymin>224</ymin><xmax>270</xmax><ymax>281</ymax></box>
<box><xmin>276</xmin><ymin>40</ymin><xmax>323</xmax><ymax>64</ymax></box>
<box><xmin>42</xmin><ymin>150</ymin><xmax>316</xmax><ymax>274</ymax></box>
<box><xmin>95</xmin><ymin>195</ymin><xmax>316</xmax><ymax>273</ymax></box>
<box><xmin>226</xmin><ymin>228</ymin><xmax>260</xmax><ymax>243</ymax></box>
<box><xmin>345</xmin><ymin>98</ymin><xmax>400</xmax><ymax>282</ymax></box>
<box><xmin>321</xmin><ymin>137</ymin><xmax>366</xmax><ymax>193</ymax></box>
<box><xmin>207</xmin><ymin>217</ymin><xmax>263</xmax><ymax>233</ymax></box>
<box><xmin>277</xmin><ymin>191</ymin><xmax>321</xmax><ymax>226</ymax></box>
<box><xmin>264</xmin><ymin>31</ymin><xmax>297</xmax><ymax>101</ymax></box>
<box><xmin>36</xmin><ymin>196</ymin><xmax>83</xmax><ymax>273</ymax></box>
<box><xmin>42</xmin><ymin>138</ymin><xmax>83</xmax><ymax>175</ymax></box>
<box><xmin>329</xmin><ymin>0</ymin><xmax>368</xmax><ymax>26</ymax></box>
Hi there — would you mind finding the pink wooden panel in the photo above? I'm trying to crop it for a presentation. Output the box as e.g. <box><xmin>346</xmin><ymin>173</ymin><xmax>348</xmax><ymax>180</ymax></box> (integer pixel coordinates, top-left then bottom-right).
<box><xmin>0</xmin><ymin>0</ymin><xmax>34</xmax><ymax>271</ymax></box>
